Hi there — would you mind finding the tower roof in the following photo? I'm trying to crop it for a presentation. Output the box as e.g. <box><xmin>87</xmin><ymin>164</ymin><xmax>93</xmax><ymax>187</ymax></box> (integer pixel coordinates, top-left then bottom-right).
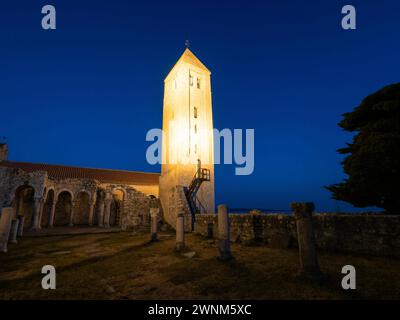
<box><xmin>178</xmin><ymin>48</ymin><xmax>210</xmax><ymax>72</ymax></box>
<box><xmin>165</xmin><ymin>48</ymin><xmax>210</xmax><ymax>80</ymax></box>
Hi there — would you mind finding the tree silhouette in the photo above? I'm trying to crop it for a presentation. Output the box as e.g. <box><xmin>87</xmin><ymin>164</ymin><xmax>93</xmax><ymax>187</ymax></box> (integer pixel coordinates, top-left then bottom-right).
<box><xmin>326</xmin><ymin>83</ymin><xmax>400</xmax><ymax>214</ymax></box>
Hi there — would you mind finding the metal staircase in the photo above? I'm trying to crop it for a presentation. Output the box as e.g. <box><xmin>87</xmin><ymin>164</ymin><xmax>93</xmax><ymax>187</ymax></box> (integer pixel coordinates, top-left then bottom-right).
<box><xmin>185</xmin><ymin>167</ymin><xmax>210</xmax><ymax>229</ymax></box>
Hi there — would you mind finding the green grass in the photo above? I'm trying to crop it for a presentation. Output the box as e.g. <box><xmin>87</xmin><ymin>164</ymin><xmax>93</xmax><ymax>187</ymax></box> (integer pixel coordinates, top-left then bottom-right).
<box><xmin>0</xmin><ymin>231</ymin><xmax>399</xmax><ymax>299</ymax></box>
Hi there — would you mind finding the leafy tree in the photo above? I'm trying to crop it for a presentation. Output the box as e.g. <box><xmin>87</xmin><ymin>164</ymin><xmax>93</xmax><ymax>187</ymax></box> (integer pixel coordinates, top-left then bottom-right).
<box><xmin>326</xmin><ymin>83</ymin><xmax>400</xmax><ymax>214</ymax></box>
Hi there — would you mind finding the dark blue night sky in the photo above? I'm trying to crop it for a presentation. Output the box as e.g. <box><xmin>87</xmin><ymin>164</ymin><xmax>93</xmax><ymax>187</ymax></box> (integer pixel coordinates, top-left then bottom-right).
<box><xmin>1</xmin><ymin>1</ymin><xmax>399</xmax><ymax>211</ymax></box>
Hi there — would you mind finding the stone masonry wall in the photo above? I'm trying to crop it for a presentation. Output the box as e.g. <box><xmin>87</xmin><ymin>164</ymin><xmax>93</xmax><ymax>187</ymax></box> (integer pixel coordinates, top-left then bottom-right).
<box><xmin>0</xmin><ymin>167</ymin><xmax>46</xmax><ymax>208</ymax></box>
<box><xmin>161</xmin><ymin>185</ymin><xmax>192</xmax><ymax>232</ymax></box>
<box><xmin>120</xmin><ymin>188</ymin><xmax>161</xmax><ymax>230</ymax></box>
<box><xmin>194</xmin><ymin>213</ymin><xmax>400</xmax><ymax>257</ymax></box>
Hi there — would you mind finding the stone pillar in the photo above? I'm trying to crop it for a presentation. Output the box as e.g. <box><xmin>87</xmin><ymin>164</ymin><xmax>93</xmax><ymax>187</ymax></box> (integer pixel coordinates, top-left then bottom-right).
<box><xmin>98</xmin><ymin>200</ymin><xmax>105</xmax><ymax>227</ymax></box>
<box><xmin>69</xmin><ymin>201</ymin><xmax>76</xmax><ymax>227</ymax></box>
<box><xmin>0</xmin><ymin>207</ymin><xmax>14</xmax><ymax>252</ymax></box>
<box><xmin>9</xmin><ymin>219</ymin><xmax>19</xmax><ymax>244</ymax></box>
<box><xmin>175</xmin><ymin>213</ymin><xmax>185</xmax><ymax>251</ymax></box>
<box><xmin>88</xmin><ymin>201</ymin><xmax>95</xmax><ymax>226</ymax></box>
<box><xmin>104</xmin><ymin>198</ymin><xmax>112</xmax><ymax>228</ymax></box>
<box><xmin>291</xmin><ymin>202</ymin><xmax>322</xmax><ymax>279</ymax></box>
<box><xmin>17</xmin><ymin>216</ymin><xmax>25</xmax><ymax>237</ymax></box>
<box><xmin>217</xmin><ymin>204</ymin><xmax>232</xmax><ymax>260</ymax></box>
<box><xmin>150</xmin><ymin>208</ymin><xmax>159</xmax><ymax>241</ymax></box>
<box><xmin>37</xmin><ymin>199</ymin><xmax>44</xmax><ymax>230</ymax></box>
<box><xmin>48</xmin><ymin>202</ymin><xmax>56</xmax><ymax>228</ymax></box>
<box><xmin>31</xmin><ymin>197</ymin><xmax>42</xmax><ymax>230</ymax></box>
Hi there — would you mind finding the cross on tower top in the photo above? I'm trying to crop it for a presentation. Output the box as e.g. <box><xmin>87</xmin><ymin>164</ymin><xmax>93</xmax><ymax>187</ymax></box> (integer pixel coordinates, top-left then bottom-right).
<box><xmin>185</xmin><ymin>39</ymin><xmax>190</xmax><ymax>48</ymax></box>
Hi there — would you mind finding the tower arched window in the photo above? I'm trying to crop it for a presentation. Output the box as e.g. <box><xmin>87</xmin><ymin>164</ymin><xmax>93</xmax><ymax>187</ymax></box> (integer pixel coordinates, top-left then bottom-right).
<box><xmin>194</xmin><ymin>107</ymin><xmax>198</xmax><ymax>119</ymax></box>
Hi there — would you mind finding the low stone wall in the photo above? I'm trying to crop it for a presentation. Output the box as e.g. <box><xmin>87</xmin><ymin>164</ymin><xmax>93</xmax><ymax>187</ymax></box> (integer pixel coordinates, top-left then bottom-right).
<box><xmin>194</xmin><ymin>213</ymin><xmax>400</xmax><ymax>257</ymax></box>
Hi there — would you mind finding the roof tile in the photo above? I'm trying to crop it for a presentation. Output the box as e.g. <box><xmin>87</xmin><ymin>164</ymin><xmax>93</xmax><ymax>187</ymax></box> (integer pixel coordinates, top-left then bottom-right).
<box><xmin>0</xmin><ymin>161</ymin><xmax>160</xmax><ymax>185</ymax></box>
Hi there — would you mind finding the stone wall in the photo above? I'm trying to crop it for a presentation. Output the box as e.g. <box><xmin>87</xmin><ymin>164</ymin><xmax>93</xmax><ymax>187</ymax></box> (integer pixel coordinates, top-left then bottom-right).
<box><xmin>194</xmin><ymin>213</ymin><xmax>400</xmax><ymax>257</ymax></box>
<box><xmin>161</xmin><ymin>185</ymin><xmax>192</xmax><ymax>232</ymax></box>
<box><xmin>120</xmin><ymin>188</ymin><xmax>161</xmax><ymax>230</ymax></box>
<box><xmin>0</xmin><ymin>167</ymin><xmax>46</xmax><ymax>208</ymax></box>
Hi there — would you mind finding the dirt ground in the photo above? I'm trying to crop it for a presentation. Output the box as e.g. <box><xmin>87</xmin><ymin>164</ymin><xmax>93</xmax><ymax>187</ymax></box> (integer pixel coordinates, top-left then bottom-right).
<box><xmin>0</xmin><ymin>231</ymin><xmax>399</xmax><ymax>299</ymax></box>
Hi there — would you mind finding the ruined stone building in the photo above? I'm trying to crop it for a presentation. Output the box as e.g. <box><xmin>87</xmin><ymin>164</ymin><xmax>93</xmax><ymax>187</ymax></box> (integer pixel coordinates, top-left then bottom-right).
<box><xmin>0</xmin><ymin>48</ymin><xmax>215</xmax><ymax>233</ymax></box>
<box><xmin>0</xmin><ymin>143</ymin><xmax>160</xmax><ymax>230</ymax></box>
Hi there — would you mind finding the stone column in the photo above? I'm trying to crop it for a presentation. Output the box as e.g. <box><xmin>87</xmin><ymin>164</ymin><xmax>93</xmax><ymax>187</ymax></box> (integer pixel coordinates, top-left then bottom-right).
<box><xmin>48</xmin><ymin>202</ymin><xmax>56</xmax><ymax>227</ymax></box>
<box><xmin>0</xmin><ymin>207</ymin><xmax>14</xmax><ymax>252</ymax></box>
<box><xmin>104</xmin><ymin>198</ymin><xmax>112</xmax><ymax>228</ymax></box>
<box><xmin>31</xmin><ymin>197</ymin><xmax>42</xmax><ymax>230</ymax></box>
<box><xmin>175</xmin><ymin>213</ymin><xmax>185</xmax><ymax>251</ymax></box>
<box><xmin>88</xmin><ymin>201</ymin><xmax>95</xmax><ymax>226</ymax></box>
<box><xmin>9</xmin><ymin>219</ymin><xmax>19</xmax><ymax>244</ymax></box>
<box><xmin>69</xmin><ymin>201</ymin><xmax>76</xmax><ymax>227</ymax></box>
<box><xmin>37</xmin><ymin>199</ymin><xmax>45</xmax><ymax>230</ymax></box>
<box><xmin>291</xmin><ymin>202</ymin><xmax>322</xmax><ymax>279</ymax></box>
<box><xmin>17</xmin><ymin>216</ymin><xmax>25</xmax><ymax>237</ymax></box>
<box><xmin>218</xmin><ymin>204</ymin><xmax>232</xmax><ymax>260</ymax></box>
<box><xmin>150</xmin><ymin>208</ymin><xmax>159</xmax><ymax>241</ymax></box>
<box><xmin>98</xmin><ymin>200</ymin><xmax>105</xmax><ymax>227</ymax></box>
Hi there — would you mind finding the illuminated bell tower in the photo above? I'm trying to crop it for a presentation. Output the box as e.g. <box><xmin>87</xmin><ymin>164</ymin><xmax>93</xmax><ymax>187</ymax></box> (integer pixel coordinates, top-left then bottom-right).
<box><xmin>159</xmin><ymin>48</ymin><xmax>215</xmax><ymax>229</ymax></box>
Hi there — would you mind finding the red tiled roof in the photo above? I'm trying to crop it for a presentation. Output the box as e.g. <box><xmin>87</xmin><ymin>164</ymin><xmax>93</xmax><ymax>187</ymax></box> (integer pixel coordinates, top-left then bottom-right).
<box><xmin>0</xmin><ymin>161</ymin><xmax>160</xmax><ymax>185</ymax></box>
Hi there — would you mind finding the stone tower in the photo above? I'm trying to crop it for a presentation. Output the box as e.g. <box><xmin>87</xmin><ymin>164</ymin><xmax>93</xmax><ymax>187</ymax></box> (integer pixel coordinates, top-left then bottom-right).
<box><xmin>159</xmin><ymin>48</ymin><xmax>215</xmax><ymax>229</ymax></box>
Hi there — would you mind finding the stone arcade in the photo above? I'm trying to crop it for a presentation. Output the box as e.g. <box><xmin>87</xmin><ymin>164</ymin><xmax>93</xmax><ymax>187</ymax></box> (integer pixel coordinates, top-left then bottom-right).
<box><xmin>0</xmin><ymin>147</ymin><xmax>160</xmax><ymax>231</ymax></box>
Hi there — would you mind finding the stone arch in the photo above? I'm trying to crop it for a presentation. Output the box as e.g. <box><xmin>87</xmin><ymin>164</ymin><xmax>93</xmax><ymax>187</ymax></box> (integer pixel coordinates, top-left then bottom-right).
<box><xmin>111</xmin><ymin>187</ymin><xmax>126</xmax><ymax>201</ymax></box>
<box><xmin>43</xmin><ymin>187</ymin><xmax>55</xmax><ymax>201</ymax></box>
<box><xmin>54</xmin><ymin>190</ymin><xmax>73</xmax><ymax>226</ymax></box>
<box><xmin>41</xmin><ymin>189</ymin><xmax>55</xmax><ymax>227</ymax></box>
<box><xmin>13</xmin><ymin>185</ymin><xmax>36</xmax><ymax>229</ymax></box>
<box><xmin>75</xmin><ymin>189</ymin><xmax>92</xmax><ymax>201</ymax></box>
<box><xmin>73</xmin><ymin>191</ymin><xmax>90</xmax><ymax>225</ymax></box>
<box><xmin>56</xmin><ymin>189</ymin><xmax>75</xmax><ymax>202</ymax></box>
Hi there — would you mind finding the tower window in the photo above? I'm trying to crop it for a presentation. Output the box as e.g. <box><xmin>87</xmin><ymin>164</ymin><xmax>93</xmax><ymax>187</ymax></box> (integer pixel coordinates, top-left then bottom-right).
<box><xmin>193</xmin><ymin>107</ymin><xmax>198</xmax><ymax>118</ymax></box>
<box><xmin>189</xmin><ymin>75</ymin><xmax>193</xmax><ymax>86</ymax></box>
<box><xmin>197</xmin><ymin>78</ymin><xmax>201</xmax><ymax>89</ymax></box>
<box><xmin>194</xmin><ymin>124</ymin><xmax>197</xmax><ymax>133</ymax></box>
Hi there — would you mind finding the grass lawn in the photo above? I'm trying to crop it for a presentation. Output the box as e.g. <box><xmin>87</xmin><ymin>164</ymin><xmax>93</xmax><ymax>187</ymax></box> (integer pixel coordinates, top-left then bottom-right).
<box><xmin>0</xmin><ymin>231</ymin><xmax>399</xmax><ymax>299</ymax></box>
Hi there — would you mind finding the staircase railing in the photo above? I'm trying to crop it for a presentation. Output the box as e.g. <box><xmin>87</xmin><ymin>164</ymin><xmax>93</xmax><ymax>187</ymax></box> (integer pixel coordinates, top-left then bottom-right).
<box><xmin>185</xmin><ymin>167</ymin><xmax>211</xmax><ymax>230</ymax></box>
<box><xmin>187</xmin><ymin>168</ymin><xmax>210</xmax><ymax>199</ymax></box>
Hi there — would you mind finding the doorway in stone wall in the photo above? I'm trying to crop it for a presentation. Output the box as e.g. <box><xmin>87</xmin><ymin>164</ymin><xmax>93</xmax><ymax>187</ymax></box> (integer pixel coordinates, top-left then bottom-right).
<box><xmin>13</xmin><ymin>185</ymin><xmax>35</xmax><ymax>229</ymax></box>
<box><xmin>54</xmin><ymin>191</ymin><xmax>73</xmax><ymax>226</ymax></box>
<box><xmin>110</xmin><ymin>189</ymin><xmax>124</xmax><ymax>226</ymax></box>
